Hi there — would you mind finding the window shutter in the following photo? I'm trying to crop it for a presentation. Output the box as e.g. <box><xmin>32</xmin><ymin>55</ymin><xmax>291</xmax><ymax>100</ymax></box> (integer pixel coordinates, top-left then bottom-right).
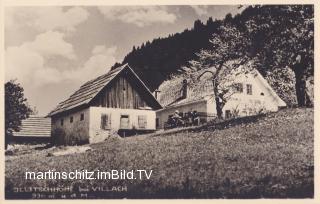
<box><xmin>101</xmin><ymin>114</ymin><xmax>111</xmax><ymax>130</ymax></box>
<box><xmin>100</xmin><ymin>114</ymin><xmax>106</xmax><ymax>129</ymax></box>
<box><xmin>246</xmin><ymin>84</ymin><xmax>253</xmax><ymax>95</ymax></box>
<box><xmin>107</xmin><ymin>114</ymin><xmax>111</xmax><ymax>129</ymax></box>
<box><xmin>239</xmin><ymin>83</ymin><xmax>243</xmax><ymax>93</ymax></box>
<box><xmin>138</xmin><ymin>115</ymin><xmax>147</xmax><ymax>129</ymax></box>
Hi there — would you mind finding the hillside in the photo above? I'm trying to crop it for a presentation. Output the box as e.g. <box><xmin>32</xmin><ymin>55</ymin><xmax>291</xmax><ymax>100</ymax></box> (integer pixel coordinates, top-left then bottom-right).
<box><xmin>112</xmin><ymin>18</ymin><xmax>222</xmax><ymax>91</ymax></box>
<box><xmin>5</xmin><ymin>108</ymin><xmax>313</xmax><ymax>199</ymax></box>
<box><xmin>110</xmin><ymin>6</ymin><xmax>269</xmax><ymax>92</ymax></box>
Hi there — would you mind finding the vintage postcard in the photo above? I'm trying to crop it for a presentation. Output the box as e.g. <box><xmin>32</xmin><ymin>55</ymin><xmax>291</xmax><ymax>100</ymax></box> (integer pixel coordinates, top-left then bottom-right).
<box><xmin>2</xmin><ymin>0</ymin><xmax>317</xmax><ymax>203</ymax></box>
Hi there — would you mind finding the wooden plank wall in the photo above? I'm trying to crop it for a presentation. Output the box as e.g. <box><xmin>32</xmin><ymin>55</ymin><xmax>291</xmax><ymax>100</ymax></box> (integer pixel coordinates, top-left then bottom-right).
<box><xmin>12</xmin><ymin>116</ymin><xmax>51</xmax><ymax>138</ymax></box>
<box><xmin>93</xmin><ymin>75</ymin><xmax>148</xmax><ymax>109</ymax></box>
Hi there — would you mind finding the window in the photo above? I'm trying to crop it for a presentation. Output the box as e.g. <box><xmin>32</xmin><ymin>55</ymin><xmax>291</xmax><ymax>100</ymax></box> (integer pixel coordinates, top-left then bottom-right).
<box><xmin>101</xmin><ymin>114</ymin><xmax>111</xmax><ymax>130</ymax></box>
<box><xmin>246</xmin><ymin>84</ymin><xmax>253</xmax><ymax>95</ymax></box>
<box><xmin>233</xmin><ymin>83</ymin><xmax>243</xmax><ymax>93</ymax></box>
<box><xmin>60</xmin><ymin>119</ymin><xmax>64</xmax><ymax>126</ymax></box>
<box><xmin>120</xmin><ymin>115</ymin><xmax>130</xmax><ymax>129</ymax></box>
<box><xmin>138</xmin><ymin>115</ymin><xmax>147</xmax><ymax>129</ymax></box>
<box><xmin>80</xmin><ymin>113</ymin><xmax>84</xmax><ymax>121</ymax></box>
<box><xmin>70</xmin><ymin>116</ymin><xmax>73</xmax><ymax>123</ymax></box>
<box><xmin>225</xmin><ymin>110</ymin><xmax>231</xmax><ymax>119</ymax></box>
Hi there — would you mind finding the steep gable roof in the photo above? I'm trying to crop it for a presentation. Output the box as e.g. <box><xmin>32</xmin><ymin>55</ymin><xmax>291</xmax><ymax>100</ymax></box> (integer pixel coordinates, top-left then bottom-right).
<box><xmin>157</xmin><ymin>67</ymin><xmax>286</xmax><ymax>108</ymax></box>
<box><xmin>48</xmin><ymin>64</ymin><xmax>162</xmax><ymax>117</ymax></box>
<box><xmin>13</xmin><ymin>116</ymin><xmax>51</xmax><ymax>138</ymax></box>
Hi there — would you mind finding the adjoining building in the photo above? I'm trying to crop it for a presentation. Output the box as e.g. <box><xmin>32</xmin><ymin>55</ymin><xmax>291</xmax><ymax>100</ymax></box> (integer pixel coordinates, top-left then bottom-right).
<box><xmin>155</xmin><ymin>67</ymin><xmax>286</xmax><ymax>129</ymax></box>
<box><xmin>12</xmin><ymin>116</ymin><xmax>51</xmax><ymax>143</ymax></box>
<box><xmin>48</xmin><ymin>64</ymin><xmax>162</xmax><ymax>144</ymax></box>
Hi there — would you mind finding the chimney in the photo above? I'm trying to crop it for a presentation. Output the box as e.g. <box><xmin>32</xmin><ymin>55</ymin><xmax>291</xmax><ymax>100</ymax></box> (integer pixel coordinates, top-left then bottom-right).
<box><xmin>182</xmin><ymin>79</ymin><xmax>188</xmax><ymax>99</ymax></box>
<box><xmin>154</xmin><ymin>89</ymin><xmax>161</xmax><ymax>100</ymax></box>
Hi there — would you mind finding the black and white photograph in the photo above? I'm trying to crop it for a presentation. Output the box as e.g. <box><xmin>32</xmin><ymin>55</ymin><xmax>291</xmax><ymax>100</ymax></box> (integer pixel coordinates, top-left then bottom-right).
<box><xmin>4</xmin><ymin>2</ymin><xmax>315</xmax><ymax>200</ymax></box>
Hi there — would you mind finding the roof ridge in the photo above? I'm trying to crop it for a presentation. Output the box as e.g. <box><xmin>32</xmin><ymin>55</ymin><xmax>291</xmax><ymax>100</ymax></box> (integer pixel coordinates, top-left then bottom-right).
<box><xmin>48</xmin><ymin>64</ymin><xmax>129</xmax><ymax>116</ymax></box>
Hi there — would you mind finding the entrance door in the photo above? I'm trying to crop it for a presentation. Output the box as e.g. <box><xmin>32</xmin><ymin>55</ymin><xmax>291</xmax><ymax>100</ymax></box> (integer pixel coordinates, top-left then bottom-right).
<box><xmin>120</xmin><ymin>115</ymin><xmax>130</xmax><ymax>129</ymax></box>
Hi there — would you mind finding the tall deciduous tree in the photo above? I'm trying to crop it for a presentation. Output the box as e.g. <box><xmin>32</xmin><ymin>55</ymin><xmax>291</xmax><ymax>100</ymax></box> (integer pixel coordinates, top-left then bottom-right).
<box><xmin>5</xmin><ymin>80</ymin><xmax>32</xmax><ymax>149</ymax></box>
<box><xmin>184</xmin><ymin>25</ymin><xmax>252</xmax><ymax>119</ymax></box>
<box><xmin>244</xmin><ymin>5</ymin><xmax>313</xmax><ymax>107</ymax></box>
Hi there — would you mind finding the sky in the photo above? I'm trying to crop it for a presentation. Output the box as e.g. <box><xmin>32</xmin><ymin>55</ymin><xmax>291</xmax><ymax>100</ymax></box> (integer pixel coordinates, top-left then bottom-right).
<box><xmin>5</xmin><ymin>5</ymin><xmax>244</xmax><ymax>116</ymax></box>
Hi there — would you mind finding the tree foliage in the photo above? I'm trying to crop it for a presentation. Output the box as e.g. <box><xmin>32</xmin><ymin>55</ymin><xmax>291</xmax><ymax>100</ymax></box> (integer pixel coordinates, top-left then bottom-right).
<box><xmin>265</xmin><ymin>68</ymin><xmax>297</xmax><ymax>107</ymax></box>
<box><xmin>111</xmin><ymin>5</ymin><xmax>313</xmax><ymax>107</ymax></box>
<box><xmin>111</xmin><ymin>17</ymin><xmax>223</xmax><ymax>91</ymax></box>
<box><xmin>183</xmin><ymin>25</ymin><xmax>253</xmax><ymax>118</ymax></box>
<box><xmin>5</xmin><ymin>80</ymin><xmax>32</xmax><ymax>148</ymax></box>
<box><xmin>241</xmin><ymin>5</ymin><xmax>314</xmax><ymax>106</ymax></box>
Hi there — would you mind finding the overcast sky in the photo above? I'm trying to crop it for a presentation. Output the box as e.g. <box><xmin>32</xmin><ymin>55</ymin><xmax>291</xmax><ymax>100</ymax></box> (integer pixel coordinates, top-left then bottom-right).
<box><xmin>5</xmin><ymin>5</ymin><xmax>243</xmax><ymax>115</ymax></box>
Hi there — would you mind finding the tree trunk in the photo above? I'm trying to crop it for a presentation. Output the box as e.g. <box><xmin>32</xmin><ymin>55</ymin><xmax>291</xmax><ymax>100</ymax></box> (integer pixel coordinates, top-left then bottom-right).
<box><xmin>213</xmin><ymin>80</ymin><xmax>223</xmax><ymax>119</ymax></box>
<box><xmin>292</xmin><ymin>63</ymin><xmax>311</xmax><ymax>107</ymax></box>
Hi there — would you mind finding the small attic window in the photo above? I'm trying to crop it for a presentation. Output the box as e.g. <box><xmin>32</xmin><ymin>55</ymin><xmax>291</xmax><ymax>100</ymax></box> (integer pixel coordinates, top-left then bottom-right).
<box><xmin>260</xmin><ymin>92</ymin><xmax>265</xmax><ymax>96</ymax></box>
<box><xmin>70</xmin><ymin>116</ymin><xmax>73</xmax><ymax>123</ymax></box>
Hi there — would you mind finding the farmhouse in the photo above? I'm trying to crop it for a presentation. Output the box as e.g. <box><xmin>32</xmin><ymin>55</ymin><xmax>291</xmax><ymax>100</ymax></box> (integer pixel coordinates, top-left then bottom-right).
<box><xmin>155</xmin><ymin>67</ymin><xmax>286</xmax><ymax>129</ymax></box>
<box><xmin>12</xmin><ymin>116</ymin><xmax>51</xmax><ymax>143</ymax></box>
<box><xmin>48</xmin><ymin>64</ymin><xmax>162</xmax><ymax>144</ymax></box>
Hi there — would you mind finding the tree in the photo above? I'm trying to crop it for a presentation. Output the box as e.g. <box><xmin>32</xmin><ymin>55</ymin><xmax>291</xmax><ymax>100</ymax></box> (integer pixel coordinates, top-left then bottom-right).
<box><xmin>184</xmin><ymin>25</ymin><xmax>252</xmax><ymax>119</ymax></box>
<box><xmin>264</xmin><ymin>67</ymin><xmax>297</xmax><ymax>107</ymax></box>
<box><xmin>5</xmin><ymin>80</ymin><xmax>32</xmax><ymax>149</ymax></box>
<box><xmin>207</xmin><ymin>17</ymin><xmax>214</xmax><ymax>26</ymax></box>
<box><xmin>244</xmin><ymin>5</ymin><xmax>313</xmax><ymax>107</ymax></box>
<box><xmin>194</xmin><ymin>19</ymin><xmax>204</xmax><ymax>30</ymax></box>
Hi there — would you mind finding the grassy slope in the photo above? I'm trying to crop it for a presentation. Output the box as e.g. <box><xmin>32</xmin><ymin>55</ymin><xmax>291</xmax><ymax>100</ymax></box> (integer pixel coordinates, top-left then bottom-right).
<box><xmin>5</xmin><ymin>108</ymin><xmax>314</xmax><ymax>198</ymax></box>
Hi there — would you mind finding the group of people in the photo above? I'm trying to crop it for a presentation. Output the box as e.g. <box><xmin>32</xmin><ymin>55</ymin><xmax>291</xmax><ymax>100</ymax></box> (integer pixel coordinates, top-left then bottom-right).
<box><xmin>167</xmin><ymin>110</ymin><xmax>200</xmax><ymax>128</ymax></box>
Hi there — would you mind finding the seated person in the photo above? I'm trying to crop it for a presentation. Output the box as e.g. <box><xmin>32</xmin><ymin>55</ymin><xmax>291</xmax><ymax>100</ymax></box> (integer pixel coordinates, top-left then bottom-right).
<box><xmin>172</xmin><ymin>110</ymin><xmax>184</xmax><ymax>126</ymax></box>
<box><xmin>173</xmin><ymin>110</ymin><xmax>181</xmax><ymax>120</ymax></box>
<box><xmin>192</xmin><ymin>110</ymin><xmax>200</xmax><ymax>126</ymax></box>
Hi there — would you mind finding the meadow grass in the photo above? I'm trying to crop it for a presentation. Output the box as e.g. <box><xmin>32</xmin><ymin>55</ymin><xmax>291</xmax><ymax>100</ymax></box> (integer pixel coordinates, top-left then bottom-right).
<box><xmin>5</xmin><ymin>108</ymin><xmax>313</xmax><ymax>198</ymax></box>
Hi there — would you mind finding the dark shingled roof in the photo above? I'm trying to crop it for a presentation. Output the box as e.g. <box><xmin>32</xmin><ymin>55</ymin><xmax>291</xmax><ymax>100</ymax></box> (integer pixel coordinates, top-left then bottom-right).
<box><xmin>48</xmin><ymin>64</ymin><xmax>162</xmax><ymax>116</ymax></box>
<box><xmin>13</xmin><ymin>116</ymin><xmax>51</xmax><ymax>138</ymax></box>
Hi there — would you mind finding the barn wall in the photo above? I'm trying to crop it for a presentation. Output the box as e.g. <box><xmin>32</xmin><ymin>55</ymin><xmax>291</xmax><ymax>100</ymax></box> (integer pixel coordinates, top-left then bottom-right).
<box><xmin>51</xmin><ymin>108</ymin><xmax>90</xmax><ymax>145</ymax></box>
<box><xmin>12</xmin><ymin>116</ymin><xmax>51</xmax><ymax>144</ymax></box>
<box><xmin>89</xmin><ymin>107</ymin><xmax>156</xmax><ymax>143</ymax></box>
<box><xmin>91</xmin><ymin>75</ymin><xmax>150</xmax><ymax>109</ymax></box>
<box><xmin>156</xmin><ymin>101</ymin><xmax>207</xmax><ymax>129</ymax></box>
